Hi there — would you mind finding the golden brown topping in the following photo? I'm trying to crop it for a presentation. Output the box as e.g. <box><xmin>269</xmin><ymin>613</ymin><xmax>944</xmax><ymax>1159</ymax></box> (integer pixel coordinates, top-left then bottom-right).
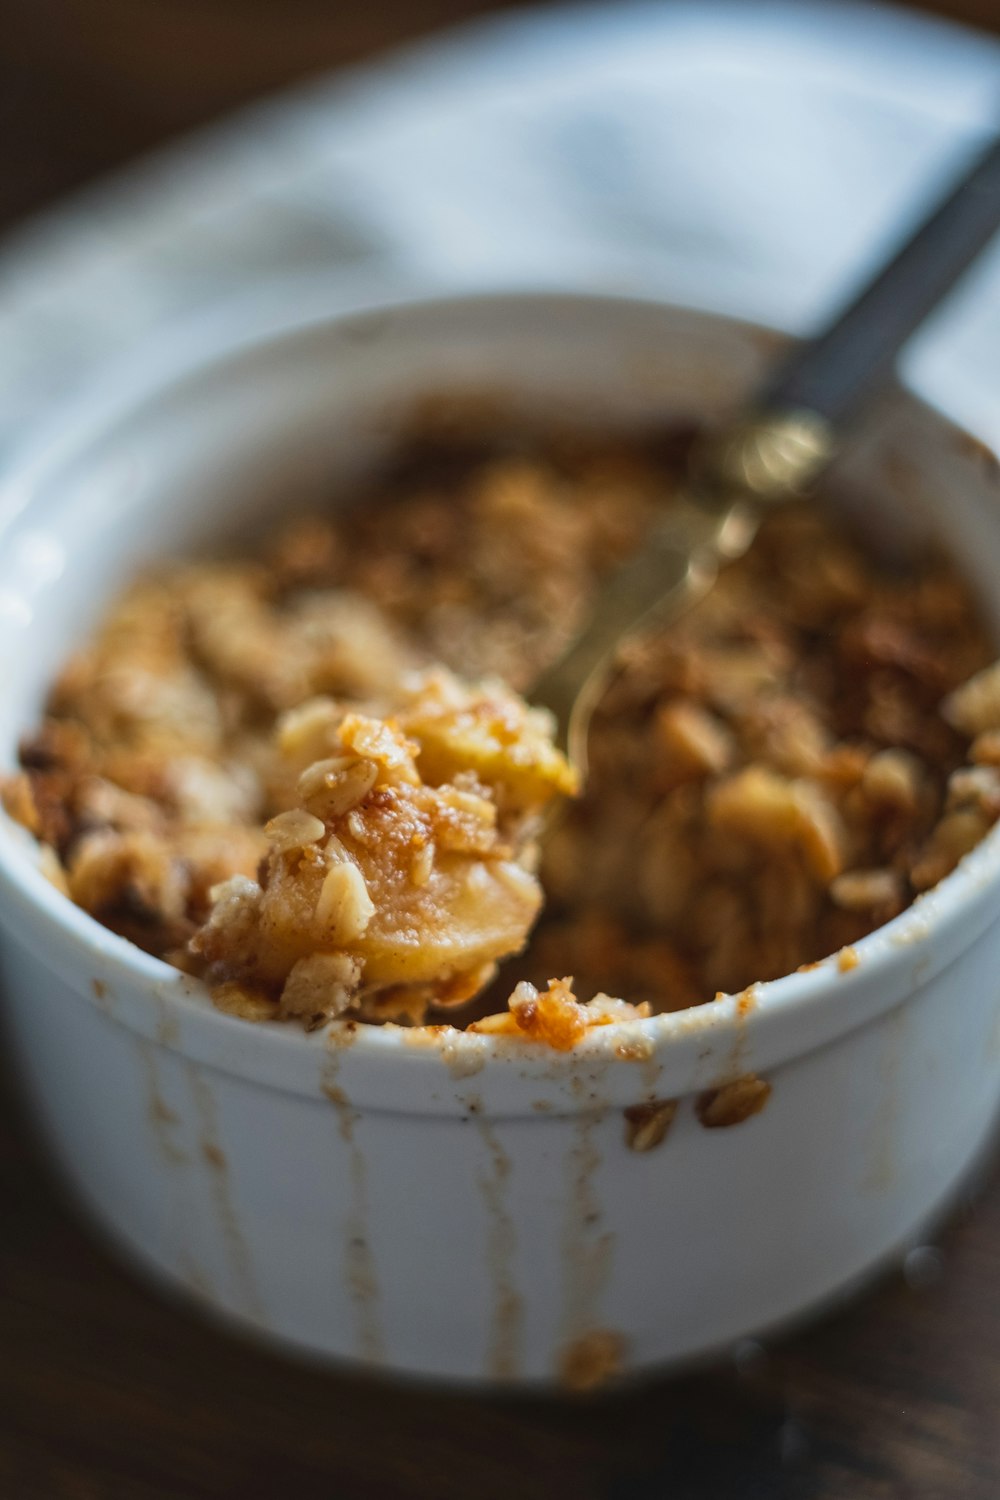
<box><xmin>707</xmin><ymin>768</ymin><xmax>845</xmax><ymax>882</ymax></box>
<box><xmin>469</xmin><ymin>978</ymin><xmax>649</xmax><ymax>1045</ymax></box>
<box><xmin>942</xmin><ymin>660</ymin><xmax>1000</xmax><ymax>735</ymax></box>
<box><xmin>3</xmin><ymin>416</ymin><xmax>998</xmax><ymax>1044</ymax></box>
<box><xmin>279</xmin><ymin>953</ymin><xmax>362</xmax><ymax>1024</ymax></box>
<box><xmin>189</xmin><ymin>676</ymin><xmax>571</xmax><ymax>1021</ymax></box>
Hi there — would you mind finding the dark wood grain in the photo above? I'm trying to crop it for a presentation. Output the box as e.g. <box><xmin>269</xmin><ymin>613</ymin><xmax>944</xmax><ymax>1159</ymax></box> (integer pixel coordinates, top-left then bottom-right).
<box><xmin>1</xmin><ymin>3</ymin><xmax>999</xmax><ymax>1496</ymax></box>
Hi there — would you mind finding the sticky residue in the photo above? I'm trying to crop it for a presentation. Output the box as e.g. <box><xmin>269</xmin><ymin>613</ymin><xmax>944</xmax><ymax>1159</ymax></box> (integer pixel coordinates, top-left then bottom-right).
<box><xmin>90</xmin><ymin>977</ymin><xmax>112</xmax><ymax>1013</ymax></box>
<box><xmin>639</xmin><ymin>1054</ymin><xmax>664</xmax><ymax>1101</ymax></box>
<box><xmin>136</xmin><ymin>1041</ymin><xmax>187</xmax><ymax>1166</ymax></box>
<box><xmin>188</xmin><ymin>1065</ymin><xmax>264</xmax><ymax>1321</ymax></box>
<box><xmin>154</xmin><ymin>991</ymin><xmax>181</xmax><ymax>1047</ymax></box>
<box><xmin>696</xmin><ymin>1075</ymin><xmax>772</xmax><ymax>1128</ymax></box>
<box><xmin>721</xmin><ymin>984</ymin><xmax>759</xmax><ymax>1090</ymax></box>
<box><xmin>838</xmin><ymin>946</ymin><xmax>860</xmax><ymax>973</ymax></box>
<box><xmin>322</xmin><ymin>1056</ymin><xmax>385</xmax><ymax>1364</ymax></box>
<box><xmin>613</xmin><ymin>1028</ymin><xmax>654</xmax><ymax>1063</ymax></box>
<box><xmin>558</xmin><ymin>1328</ymin><xmax>628</xmax><ymax>1392</ymax></box>
<box><xmin>476</xmin><ymin>1119</ymin><xmax>523</xmax><ymax>1380</ymax></box>
<box><xmin>623</xmin><ymin>1098</ymin><xmax>678</xmax><ymax>1152</ymax></box>
<box><xmin>736</xmin><ymin>986</ymin><xmax>758</xmax><ymax>1018</ymax></box>
<box><xmin>557</xmin><ymin>1108</ymin><xmax>616</xmax><ymax>1381</ymax></box>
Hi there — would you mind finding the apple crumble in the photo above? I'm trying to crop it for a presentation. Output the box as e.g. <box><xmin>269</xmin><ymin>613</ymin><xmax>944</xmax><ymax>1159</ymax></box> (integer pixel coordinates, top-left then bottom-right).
<box><xmin>4</xmin><ymin>417</ymin><xmax>999</xmax><ymax>1035</ymax></box>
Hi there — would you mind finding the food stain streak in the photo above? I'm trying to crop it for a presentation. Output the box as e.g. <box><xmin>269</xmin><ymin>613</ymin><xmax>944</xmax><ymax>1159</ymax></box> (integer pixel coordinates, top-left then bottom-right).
<box><xmin>154</xmin><ymin>990</ymin><xmax>181</xmax><ymax>1048</ymax></box>
<box><xmin>188</xmin><ymin>1064</ymin><xmax>265</xmax><ymax>1322</ymax></box>
<box><xmin>136</xmin><ymin>1041</ymin><xmax>188</xmax><ymax>1167</ymax></box>
<box><xmin>558</xmin><ymin>1103</ymin><xmax>618</xmax><ymax>1379</ymax></box>
<box><xmin>474</xmin><ymin>1115</ymin><xmax>523</xmax><ymax>1381</ymax></box>
<box><xmin>639</xmin><ymin>1054</ymin><xmax>665</xmax><ymax>1102</ymax></box>
<box><xmin>729</xmin><ymin>984</ymin><xmax>758</xmax><ymax>1081</ymax></box>
<box><xmin>90</xmin><ymin>977</ymin><xmax>113</xmax><ymax>1016</ymax></box>
<box><xmin>322</xmin><ymin>1052</ymin><xmax>385</xmax><ymax>1365</ymax></box>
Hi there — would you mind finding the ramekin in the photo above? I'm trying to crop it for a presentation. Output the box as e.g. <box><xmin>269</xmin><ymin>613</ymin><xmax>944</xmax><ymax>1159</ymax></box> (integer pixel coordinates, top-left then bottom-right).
<box><xmin>2</xmin><ymin>285</ymin><xmax>999</xmax><ymax>1386</ymax></box>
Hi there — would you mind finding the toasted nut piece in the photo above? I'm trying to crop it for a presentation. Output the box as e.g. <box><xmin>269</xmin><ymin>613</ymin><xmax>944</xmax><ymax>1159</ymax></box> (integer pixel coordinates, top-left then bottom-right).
<box><xmin>861</xmin><ymin>749</ymin><xmax>923</xmax><ymax>812</ymax></box>
<box><xmin>279</xmin><ymin>952</ymin><xmax>362</xmax><ymax>1020</ymax></box>
<box><xmin>707</xmin><ymin>767</ymin><xmax>844</xmax><ymax>881</ymax></box>
<box><xmin>942</xmin><ymin>659</ymin><xmax>1000</xmax><ymax>735</ymax></box>
<box><xmin>264</xmin><ymin>809</ymin><xmax>326</xmax><ymax>852</ymax></box>
<box><xmin>37</xmin><ymin>843</ymin><xmax>70</xmax><ymax>896</ymax></box>
<box><xmin>409</xmin><ymin>842</ymin><xmax>435</xmax><ymax>887</ymax></box>
<box><xmin>653</xmin><ymin>700</ymin><xmax>733</xmax><ymax>782</ymax></box>
<box><xmin>623</xmin><ymin>1098</ymin><xmax>678</xmax><ymax>1152</ymax></box>
<box><xmin>298</xmin><ymin>756</ymin><xmax>379</xmax><ymax>818</ymax></box>
<box><xmin>467</xmin><ymin>1010</ymin><xmax>521</xmax><ymax>1036</ymax></box>
<box><xmin>696</xmin><ymin>1074</ymin><xmax>771</xmax><ymax>1128</ymax></box>
<box><xmin>212</xmin><ymin>980</ymin><xmax>277</xmax><ymax>1022</ymax></box>
<box><xmin>829</xmin><ymin>868</ymin><xmax>902</xmax><ymax>912</ymax></box>
<box><xmin>970</xmin><ymin>729</ymin><xmax>1000</xmax><ymax>766</ymax></box>
<box><xmin>1</xmin><ymin>773</ymin><xmax>40</xmax><ymax>835</ymax></box>
<box><xmin>314</xmin><ymin>860</ymin><xmax>375</xmax><ymax>943</ymax></box>
<box><xmin>911</xmin><ymin>808</ymin><xmax>993</xmax><ymax>890</ymax></box>
<box><xmin>276</xmin><ymin>697</ymin><xmax>342</xmax><ymax>761</ymax></box>
<box><xmin>337</xmin><ymin>714</ymin><xmax>420</xmax><ymax>785</ymax></box>
<box><xmin>945</xmin><ymin>765</ymin><xmax>1000</xmax><ymax>815</ymax></box>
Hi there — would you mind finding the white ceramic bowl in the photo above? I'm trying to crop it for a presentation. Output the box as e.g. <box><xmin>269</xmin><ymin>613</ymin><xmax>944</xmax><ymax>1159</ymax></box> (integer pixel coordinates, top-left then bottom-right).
<box><xmin>2</xmin><ymin>286</ymin><xmax>1000</xmax><ymax>1387</ymax></box>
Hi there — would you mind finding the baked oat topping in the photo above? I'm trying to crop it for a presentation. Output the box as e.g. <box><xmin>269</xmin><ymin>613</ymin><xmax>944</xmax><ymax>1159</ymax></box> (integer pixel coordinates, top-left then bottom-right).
<box><xmin>3</xmin><ymin>415</ymin><xmax>999</xmax><ymax>1040</ymax></box>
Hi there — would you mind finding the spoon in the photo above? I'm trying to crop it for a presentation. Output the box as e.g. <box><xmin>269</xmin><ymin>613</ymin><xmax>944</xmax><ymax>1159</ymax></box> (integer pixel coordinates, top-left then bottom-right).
<box><xmin>532</xmin><ymin>130</ymin><xmax>1000</xmax><ymax>777</ymax></box>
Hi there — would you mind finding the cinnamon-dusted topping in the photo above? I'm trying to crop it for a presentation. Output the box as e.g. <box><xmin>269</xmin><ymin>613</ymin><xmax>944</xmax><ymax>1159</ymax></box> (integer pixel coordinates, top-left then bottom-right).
<box><xmin>3</xmin><ymin>413</ymin><xmax>999</xmax><ymax>1043</ymax></box>
<box><xmin>696</xmin><ymin>1075</ymin><xmax>772</xmax><ymax>1128</ymax></box>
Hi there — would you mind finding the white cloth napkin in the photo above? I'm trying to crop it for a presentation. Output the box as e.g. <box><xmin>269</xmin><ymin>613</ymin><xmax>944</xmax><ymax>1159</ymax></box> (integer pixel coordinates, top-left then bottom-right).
<box><xmin>1</xmin><ymin>0</ymin><xmax>999</xmax><ymax>457</ymax></box>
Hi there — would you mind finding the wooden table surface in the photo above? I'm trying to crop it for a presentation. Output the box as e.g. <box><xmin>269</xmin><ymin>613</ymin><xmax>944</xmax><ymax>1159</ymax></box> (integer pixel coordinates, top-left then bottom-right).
<box><xmin>2</xmin><ymin>3</ymin><xmax>1000</xmax><ymax>1496</ymax></box>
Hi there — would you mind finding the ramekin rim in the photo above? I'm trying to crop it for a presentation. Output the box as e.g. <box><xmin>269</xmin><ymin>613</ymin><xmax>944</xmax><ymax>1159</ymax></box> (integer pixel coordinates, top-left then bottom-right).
<box><xmin>2</xmin><ymin>276</ymin><xmax>998</xmax><ymax>1074</ymax></box>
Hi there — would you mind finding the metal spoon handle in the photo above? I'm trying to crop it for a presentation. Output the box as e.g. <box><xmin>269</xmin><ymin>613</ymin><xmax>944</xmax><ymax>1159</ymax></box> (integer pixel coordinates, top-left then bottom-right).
<box><xmin>761</xmin><ymin>130</ymin><xmax>1000</xmax><ymax>427</ymax></box>
<box><xmin>534</xmin><ymin>128</ymin><xmax>1000</xmax><ymax>770</ymax></box>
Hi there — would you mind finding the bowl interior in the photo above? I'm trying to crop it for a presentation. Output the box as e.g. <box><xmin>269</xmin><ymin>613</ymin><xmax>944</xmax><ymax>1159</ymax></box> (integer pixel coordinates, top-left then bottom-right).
<box><xmin>2</xmin><ymin>291</ymin><xmax>999</xmax><ymax>749</ymax></box>
<box><xmin>2</xmin><ymin>288</ymin><xmax>1000</xmax><ymax>1100</ymax></box>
